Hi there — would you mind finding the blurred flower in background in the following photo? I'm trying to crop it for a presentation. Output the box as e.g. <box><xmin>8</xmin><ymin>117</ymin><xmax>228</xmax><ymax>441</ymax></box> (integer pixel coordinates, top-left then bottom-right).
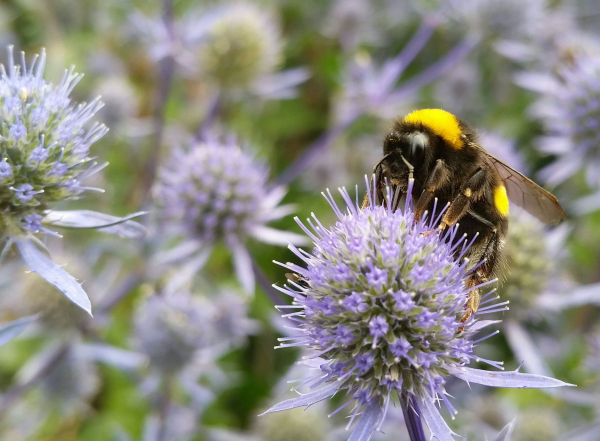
<box><xmin>155</xmin><ymin>135</ymin><xmax>305</xmax><ymax>293</ymax></box>
<box><xmin>195</xmin><ymin>3</ymin><xmax>281</xmax><ymax>91</ymax></box>
<box><xmin>132</xmin><ymin>292</ymin><xmax>215</xmax><ymax>374</ymax></box>
<box><xmin>518</xmin><ymin>54</ymin><xmax>600</xmax><ymax>188</ymax></box>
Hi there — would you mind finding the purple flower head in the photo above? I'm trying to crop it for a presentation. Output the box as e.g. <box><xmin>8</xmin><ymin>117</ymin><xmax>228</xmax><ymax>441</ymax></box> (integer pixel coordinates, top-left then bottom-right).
<box><xmin>342</xmin><ymin>292</ymin><xmax>368</xmax><ymax>314</ymax></box>
<box><xmin>156</xmin><ymin>135</ymin><xmax>304</xmax><ymax>293</ymax></box>
<box><xmin>130</xmin><ymin>5</ymin><xmax>306</xmax><ymax>100</ymax></box>
<box><xmin>0</xmin><ymin>46</ymin><xmax>108</xmax><ymax>232</ymax></box>
<box><xmin>368</xmin><ymin>315</ymin><xmax>389</xmax><ymax>338</ymax></box>
<box><xmin>0</xmin><ymin>158</ymin><xmax>13</xmax><ymax>180</ymax></box>
<box><xmin>392</xmin><ymin>289</ymin><xmax>416</xmax><ymax>311</ymax></box>
<box><xmin>196</xmin><ymin>3</ymin><xmax>282</xmax><ymax>90</ymax></box>
<box><xmin>9</xmin><ymin>120</ymin><xmax>27</xmax><ymax>140</ymax></box>
<box><xmin>518</xmin><ymin>55</ymin><xmax>600</xmax><ymax>188</ymax></box>
<box><xmin>390</xmin><ymin>336</ymin><xmax>412</xmax><ymax>359</ymax></box>
<box><xmin>133</xmin><ymin>292</ymin><xmax>216</xmax><ymax>373</ymax></box>
<box><xmin>265</xmin><ymin>178</ymin><xmax>572</xmax><ymax>440</ymax></box>
<box><xmin>13</xmin><ymin>183</ymin><xmax>41</xmax><ymax>203</ymax></box>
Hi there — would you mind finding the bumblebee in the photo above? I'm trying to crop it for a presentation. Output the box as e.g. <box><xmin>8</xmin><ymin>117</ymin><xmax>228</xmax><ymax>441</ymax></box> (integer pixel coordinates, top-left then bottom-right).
<box><xmin>368</xmin><ymin>109</ymin><xmax>566</xmax><ymax>325</ymax></box>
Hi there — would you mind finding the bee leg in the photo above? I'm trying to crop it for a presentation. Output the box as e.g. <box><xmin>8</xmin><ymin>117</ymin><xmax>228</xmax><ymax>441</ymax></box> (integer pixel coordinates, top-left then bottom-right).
<box><xmin>414</xmin><ymin>159</ymin><xmax>449</xmax><ymax>222</ymax></box>
<box><xmin>363</xmin><ymin>160</ymin><xmax>393</xmax><ymax>209</ymax></box>
<box><xmin>460</xmin><ymin>229</ymin><xmax>502</xmax><ymax>328</ymax></box>
<box><xmin>438</xmin><ymin>167</ymin><xmax>489</xmax><ymax>230</ymax></box>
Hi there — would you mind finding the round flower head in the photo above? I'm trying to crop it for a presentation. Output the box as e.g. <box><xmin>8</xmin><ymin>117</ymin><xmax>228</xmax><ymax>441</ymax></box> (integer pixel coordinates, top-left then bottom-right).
<box><xmin>0</xmin><ymin>46</ymin><xmax>107</xmax><ymax>235</ymax></box>
<box><xmin>156</xmin><ymin>135</ymin><xmax>304</xmax><ymax>293</ymax></box>
<box><xmin>132</xmin><ymin>292</ymin><xmax>215</xmax><ymax>373</ymax></box>
<box><xmin>496</xmin><ymin>7</ymin><xmax>600</xmax><ymax>72</ymax></box>
<box><xmin>498</xmin><ymin>216</ymin><xmax>551</xmax><ymax>317</ymax></box>
<box><xmin>197</xmin><ymin>3</ymin><xmax>282</xmax><ymax>90</ymax></box>
<box><xmin>262</xmin><ymin>178</ymin><xmax>573</xmax><ymax>440</ymax></box>
<box><xmin>518</xmin><ymin>54</ymin><xmax>600</xmax><ymax>188</ymax></box>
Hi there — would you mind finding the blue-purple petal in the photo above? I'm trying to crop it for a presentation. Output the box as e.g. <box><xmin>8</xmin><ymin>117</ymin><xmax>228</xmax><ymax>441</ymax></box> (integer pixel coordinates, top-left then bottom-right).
<box><xmin>449</xmin><ymin>366</ymin><xmax>575</xmax><ymax>389</ymax></box>
<box><xmin>401</xmin><ymin>394</ymin><xmax>427</xmax><ymax>441</ymax></box>
<box><xmin>231</xmin><ymin>240</ymin><xmax>255</xmax><ymax>294</ymax></box>
<box><xmin>416</xmin><ymin>395</ymin><xmax>457</xmax><ymax>441</ymax></box>
<box><xmin>491</xmin><ymin>419</ymin><xmax>515</xmax><ymax>441</ymax></box>
<box><xmin>348</xmin><ymin>401</ymin><xmax>382</xmax><ymax>441</ymax></box>
<box><xmin>79</xmin><ymin>343</ymin><xmax>146</xmax><ymax>371</ymax></box>
<box><xmin>16</xmin><ymin>239</ymin><xmax>92</xmax><ymax>315</ymax></box>
<box><xmin>0</xmin><ymin>315</ymin><xmax>38</xmax><ymax>347</ymax></box>
<box><xmin>42</xmin><ymin>210</ymin><xmax>147</xmax><ymax>238</ymax></box>
<box><xmin>259</xmin><ymin>382</ymin><xmax>341</xmax><ymax>415</ymax></box>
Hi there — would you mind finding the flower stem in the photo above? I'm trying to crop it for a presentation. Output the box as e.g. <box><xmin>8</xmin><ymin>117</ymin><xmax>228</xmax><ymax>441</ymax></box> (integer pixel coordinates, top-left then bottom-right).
<box><xmin>194</xmin><ymin>93</ymin><xmax>222</xmax><ymax>142</ymax></box>
<box><xmin>401</xmin><ymin>393</ymin><xmax>427</xmax><ymax>441</ymax></box>
<box><xmin>141</xmin><ymin>0</ymin><xmax>176</xmax><ymax>202</ymax></box>
<box><xmin>156</xmin><ymin>375</ymin><xmax>174</xmax><ymax>441</ymax></box>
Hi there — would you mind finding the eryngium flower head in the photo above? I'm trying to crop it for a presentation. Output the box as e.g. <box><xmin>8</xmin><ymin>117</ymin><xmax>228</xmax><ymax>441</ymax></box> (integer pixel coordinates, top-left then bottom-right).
<box><xmin>517</xmin><ymin>55</ymin><xmax>600</xmax><ymax>187</ymax></box>
<box><xmin>197</xmin><ymin>3</ymin><xmax>282</xmax><ymax>89</ymax></box>
<box><xmin>0</xmin><ymin>46</ymin><xmax>107</xmax><ymax>234</ymax></box>
<box><xmin>133</xmin><ymin>292</ymin><xmax>214</xmax><ymax>373</ymax></box>
<box><xmin>263</xmin><ymin>178</ymin><xmax>573</xmax><ymax>439</ymax></box>
<box><xmin>273</xmin><ymin>181</ymin><xmax>491</xmax><ymax>414</ymax></box>
<box><xmin>156</xmin><ymin>135</ymin><xmax>303</xmax><ymax>293</ymax></box>
<box><xmin>499</xmin><ymin>216</ymin><xmax>551</xmax><ymax>314</ymax></box>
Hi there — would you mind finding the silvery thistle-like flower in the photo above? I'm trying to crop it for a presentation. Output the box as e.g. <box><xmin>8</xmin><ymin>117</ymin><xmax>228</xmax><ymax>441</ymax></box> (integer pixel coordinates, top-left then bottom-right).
<box><xmin>496</xmin><ymin>7</ymin><xmax>600</xmax><ymax>71</ymax></box>
<box><xmin>132</xmin><ymin>290</ymin><xmax>255</xmax><ymax>429</ymax></box>
<box><xmin>0</xmin><ymin>46</ymin><xmax>145</xmax><ymax>315</ymax></box>
<box><xmin>156</xmin><ymin>136</ymin><xmax>305</xmax><ymax>293</ymax></box>
<box><xmin>516</xmin><ymin>54</ymin><xmax>600</xmax><ymax>190</ymax></box>
<box><xmin>130</xmin><ymin>4</ymin><xmax>307</xmax><ymax>101</ymax></box>
<box><xmin>195</xmin><ymin>3</ymin><xmax>281</xmax><ymax>91</ymax></box>
<box><xmin>261</xmin><ymin>178</ymin><xmax>573</xmax><ymax>441</ymax></box>
<box><xmin>133</xmin><ymin>292</ymin><xmax>215</xmax><ymax>374</ymax></box>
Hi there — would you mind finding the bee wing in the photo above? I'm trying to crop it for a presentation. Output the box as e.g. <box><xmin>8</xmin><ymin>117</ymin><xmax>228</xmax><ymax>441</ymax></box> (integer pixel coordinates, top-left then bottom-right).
<box><xmin>486</xmin><ymin>154</ymin><xmax>566</xmax><ymax>224</ymax></box>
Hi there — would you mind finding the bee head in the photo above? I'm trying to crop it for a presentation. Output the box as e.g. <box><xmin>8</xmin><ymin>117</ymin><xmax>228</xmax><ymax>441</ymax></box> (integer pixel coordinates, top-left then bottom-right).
<box><xmin>379</xmin><ymin>130</ymin><xmax>430</xmax><ymax>175</ymax></box>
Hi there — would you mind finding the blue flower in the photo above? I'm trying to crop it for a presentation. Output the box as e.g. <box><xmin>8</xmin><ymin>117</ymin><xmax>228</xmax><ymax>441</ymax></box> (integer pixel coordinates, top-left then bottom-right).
<box><xmin>516</xmin><ymin>54</ymin><xmax>600</xmax><ymax>188</ymax></box>
<box><xmin>156</xmin><ymin>135</ymin><xmax>305</xmax><ymax>293</ymax></box>
<box><xmin>129</xmin><ymin>4</ymin><xmax>308</xmax><ymax>100</ymax></box>
<box><xmin>262</xmin><ymin>178</ymin><xmax>573</xmax><ymax>441</ymax></box>
<box><xmin>0</xmin><ymin>46</ymin><xmax>146</xmax><ymax>315</ymax></box>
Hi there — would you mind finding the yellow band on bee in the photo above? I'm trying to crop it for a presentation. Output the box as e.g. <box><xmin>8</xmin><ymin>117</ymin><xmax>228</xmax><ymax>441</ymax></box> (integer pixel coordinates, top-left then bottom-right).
<box><xmin>403</xmin><ymin>109</ymin><xmax>464</xmax><ymax>149</ymax></box>
<box><xmin>494</xmin><ymin>185</ymin><xmax>509</xmax><ymax>216</ymax></box>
